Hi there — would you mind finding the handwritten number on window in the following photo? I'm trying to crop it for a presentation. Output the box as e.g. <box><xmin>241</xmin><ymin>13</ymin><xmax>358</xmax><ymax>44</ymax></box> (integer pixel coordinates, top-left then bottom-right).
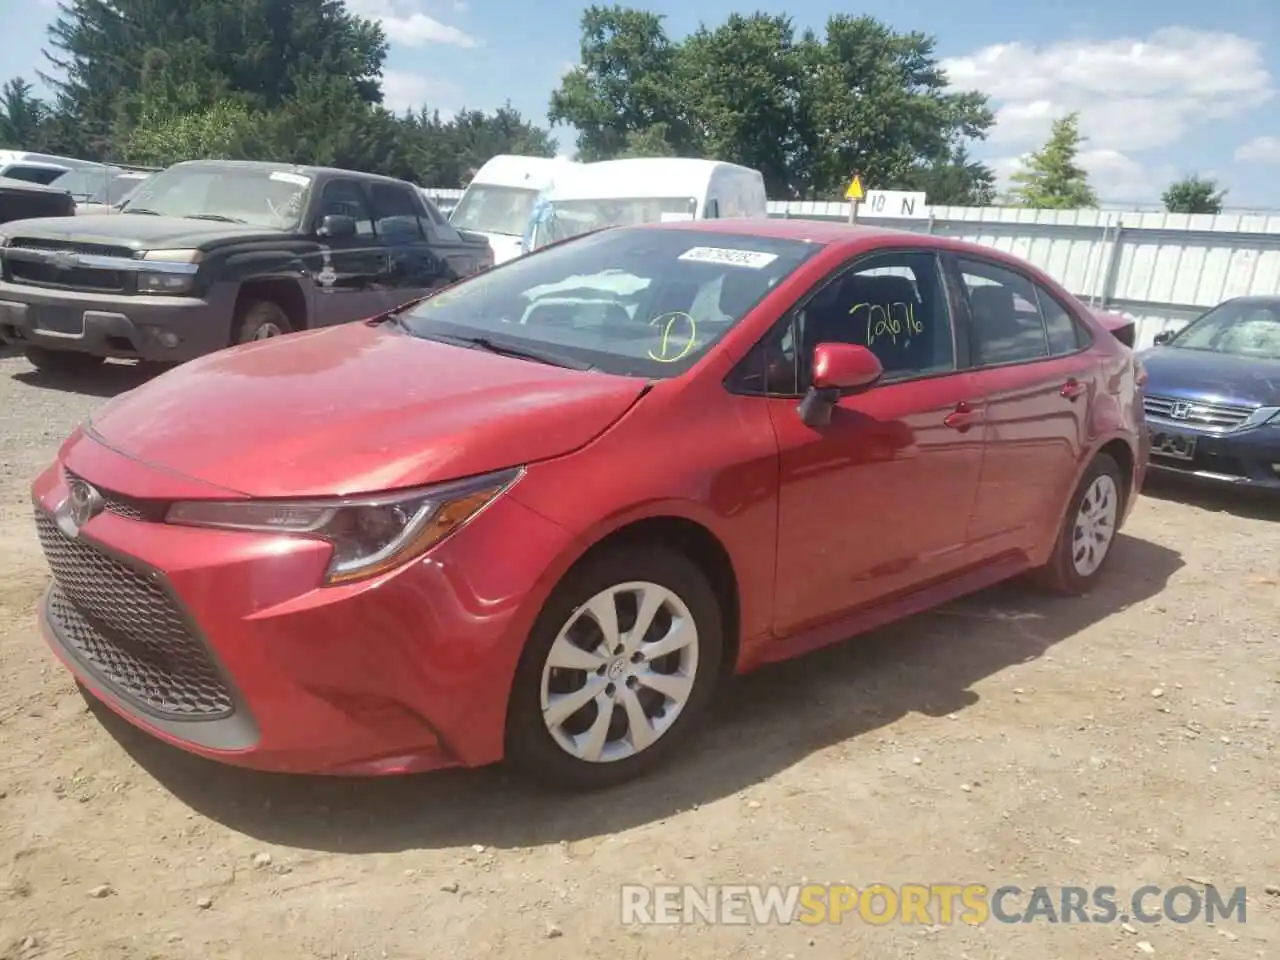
<box><xmin>849</xmin><ymin>302</ymin><xmax>923</xmax><ymax>346</ymax></box>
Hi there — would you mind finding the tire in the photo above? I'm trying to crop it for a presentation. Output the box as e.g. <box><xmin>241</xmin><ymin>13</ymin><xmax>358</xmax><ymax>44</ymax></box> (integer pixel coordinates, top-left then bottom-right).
<box><xmin>1033</xmin><ymin>453</ymin><xmax>1125</xmax><ymax>596</ymax></box>
<box><xmin>505</xmin><ymin>544</ymin><xmax>724</xmax><ymax>791</ymax></box>
<box><xmin>24</xmin><ymin>346</ymin><xmax>105</xmax><ymax>374</ymax></box>
<box><xmin>232</xmin><ymin>300</ymin><xmax>293</xmax><ymax>345</ymax></box>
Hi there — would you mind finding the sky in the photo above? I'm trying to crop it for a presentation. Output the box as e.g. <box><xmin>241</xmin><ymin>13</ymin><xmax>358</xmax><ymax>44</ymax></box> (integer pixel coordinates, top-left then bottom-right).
<box><xmin>5</xmin><ymin>0</ymin><xmax>1280</xmax><ymax>208</ymax></box>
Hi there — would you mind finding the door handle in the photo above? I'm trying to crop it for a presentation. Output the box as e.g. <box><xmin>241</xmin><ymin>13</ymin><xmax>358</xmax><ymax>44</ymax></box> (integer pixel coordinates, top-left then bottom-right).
<box><xmin>943</xmin><ymin>402</ymin><xmax>984</xmax><ymax>432</ymax></box>
<box><xmin>1061</xmin><ymin>378</ymin><xmax>1086</xmax><ymax>400</ymax></box>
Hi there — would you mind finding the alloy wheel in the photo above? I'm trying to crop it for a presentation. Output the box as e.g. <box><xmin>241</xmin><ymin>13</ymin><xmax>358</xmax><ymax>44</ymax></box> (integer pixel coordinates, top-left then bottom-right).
<box><xmin>539</xmin><ymin>581</ymin><xmax>700</xmax><ymax>763</ymax></box>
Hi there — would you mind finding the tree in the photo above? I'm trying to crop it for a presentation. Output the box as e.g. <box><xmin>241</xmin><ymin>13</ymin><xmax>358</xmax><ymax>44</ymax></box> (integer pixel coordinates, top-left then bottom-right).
<box><xmin>899</xmin><ymin>145</ymin><xmax>996</xmax><ymax>206</ymax></box>
<box><xmin>1007</xmin><ymin>112</ymin><xmax>1098</xmax><ymax>209</ymax></box>
<box><xmin>0</xmin><ymin>78</ymin><xmax>49</xmax><ymax>148</ymax></box>
<box><xmin>549</xmin><ymin>6</ymin><xmax>691</xmax><ymax>161</ymax></box>
<box><xmin>549</xmin><ymin>7</ymin><xmax>995</xmax><ymax>199</ymax></box>
<box><xmin>1162</xmin><ymin>175</ymin><xmax>1226</xmax><ymax>214</ymax></box>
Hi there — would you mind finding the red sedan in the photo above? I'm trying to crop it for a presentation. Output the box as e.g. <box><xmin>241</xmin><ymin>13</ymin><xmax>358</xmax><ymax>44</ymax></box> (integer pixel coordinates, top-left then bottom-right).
<box><xmin>31</xmin><ymin>218</ymin><xmax>1149</xmax><ymax>790</ymax></box>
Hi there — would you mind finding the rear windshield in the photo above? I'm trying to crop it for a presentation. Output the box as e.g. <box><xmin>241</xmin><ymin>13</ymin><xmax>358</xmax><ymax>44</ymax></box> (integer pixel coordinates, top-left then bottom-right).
<box><xmin>396</xmin><ymin>227</ymin><xmax>822</xmax><ymax>378</ymax></box>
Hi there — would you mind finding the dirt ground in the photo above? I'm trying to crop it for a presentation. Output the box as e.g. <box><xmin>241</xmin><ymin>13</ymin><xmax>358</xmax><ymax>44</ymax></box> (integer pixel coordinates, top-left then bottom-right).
<box><xmin>0</xmin><ymin>350</ymin><xmax>1277</xmax><ymax>960</ymax></box>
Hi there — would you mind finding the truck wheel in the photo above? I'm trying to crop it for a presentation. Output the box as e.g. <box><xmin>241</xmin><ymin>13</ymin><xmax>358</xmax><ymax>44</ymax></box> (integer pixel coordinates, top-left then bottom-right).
<box><xmin>232</xmin><ymin>300</ymin><xmax>293</xmax><ymax>345</ymax></box>
<box><xmin>24</xmin><ymin>346</ymin><xmax>105</xmax><ymax>374</ymax></box>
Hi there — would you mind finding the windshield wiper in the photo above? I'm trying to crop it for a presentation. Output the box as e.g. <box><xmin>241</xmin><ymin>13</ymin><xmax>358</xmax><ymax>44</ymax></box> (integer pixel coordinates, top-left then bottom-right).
<box><xmin>439</xmin><ymin>332</ymin><xmax>592</xmax><ymax>371</ymax></box>
<box><xmin>186</xmin><ymin>213</ymin><xmax>246</xmax><ymax>223</ymax></box>
<box><xmin>122</xmin><ymin>207</ymin><xmax>162</xmax><ymax>216</ymax></box>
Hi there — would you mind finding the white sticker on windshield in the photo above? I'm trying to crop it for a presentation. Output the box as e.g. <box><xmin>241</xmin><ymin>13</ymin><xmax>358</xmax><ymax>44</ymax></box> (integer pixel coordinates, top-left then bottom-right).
<box><xmin>678</xmin><ymin>246</ymin><xmax>778</xmax><ymax>269</ymax></box>
<box><xmin>270</xmin><ymin>171</ymin><xmax>311</xmax><ymax>187</ymax></box>
<box><xmin>660</xmin><ymin>212</ymin><xmax>695</xmax><ymax>223</ymax></box>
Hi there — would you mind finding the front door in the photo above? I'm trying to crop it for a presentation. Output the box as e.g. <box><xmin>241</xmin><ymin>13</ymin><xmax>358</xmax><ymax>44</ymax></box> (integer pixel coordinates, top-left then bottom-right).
<box><xmin>950</xmin><ymin>255</ymin><xmax>1096</xmax><ymax>557</ymax></box>
<box><xmin>739</xmin><ymin>248</ymin><xmax>987</xmax><ymax>637</ymax></box>
<box><xmin>368</xmin><ymin>181</ymin><xmax>453</xmax><ymax>306</ymax></box>
<box><xmin>309</xmin><ymin>178</ymin><xmax>390</xmax><ymax>327</ymax></box>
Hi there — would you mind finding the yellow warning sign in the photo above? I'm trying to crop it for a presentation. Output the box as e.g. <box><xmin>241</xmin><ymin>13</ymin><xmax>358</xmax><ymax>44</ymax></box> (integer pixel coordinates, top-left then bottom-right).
<box><xmin>845</xmin><ymin>175</ymin><xmax>865</xmax><ymax>201</ymax></box>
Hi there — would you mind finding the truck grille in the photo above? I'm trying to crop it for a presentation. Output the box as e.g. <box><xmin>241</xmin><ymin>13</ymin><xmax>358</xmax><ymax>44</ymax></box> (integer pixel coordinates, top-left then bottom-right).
<box><xmin>35</xmin><ymin>509</ymin><xmax>234</xmax><ymax>719</ymax></box>
<box><xmin>7</xmin><ymin>238</ymin><xmax>135</xmax><ymax>258</ymax></box>
<box><xmin>7</xmin><ymin>259</ymin><xmax>125</xmax><ymax>292</ymax></box>
<box><xmin>5</xmin><ymin>238</ymin><xmax>133</xmax><ymax>293</ymax></box>
<box><xmin>1143</xmin><ymin>394</ymin><xmax>1257</xmax><ymax>430</ymax></box>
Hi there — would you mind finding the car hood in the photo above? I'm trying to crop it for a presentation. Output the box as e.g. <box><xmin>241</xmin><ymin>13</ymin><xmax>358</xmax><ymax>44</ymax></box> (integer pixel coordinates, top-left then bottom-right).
<box><xmin>1137</xmin><ymin>346</ymin><xmax>1280</xmax><ymax>407</ymax></box>
<box><xmin>86</xmin><ymin>322</ymin><xmax>648</xmax><ymax>498</ymax></box>
<box><xmin>3</xmin><ymin>213</ymin><xmax>285</xmax><ymax>249</ymax></box>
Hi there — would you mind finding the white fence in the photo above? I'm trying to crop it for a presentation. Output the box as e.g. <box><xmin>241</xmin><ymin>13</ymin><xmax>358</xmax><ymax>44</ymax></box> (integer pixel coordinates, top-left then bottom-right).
<box><xmin>420</xmin><ymin>187</ymin><xmax>1280</xmax><ymax>349</ymax></box>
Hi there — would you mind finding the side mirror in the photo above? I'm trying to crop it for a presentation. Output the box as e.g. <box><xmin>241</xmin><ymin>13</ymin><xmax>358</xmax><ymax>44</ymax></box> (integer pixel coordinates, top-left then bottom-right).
<box><xmin>317</xmin><ymin>214</ymin><xmax>357</xmax><ymax>239</ymax></box>
<box><xmin>798</xmin><ymin>343</ymin><xmax>883</xmax><ymax>427</ymax></box>
<box><xmin>1152</xmin><ymin>329</ymin><xmax>1175</xmax><ymax>346</ymax></box>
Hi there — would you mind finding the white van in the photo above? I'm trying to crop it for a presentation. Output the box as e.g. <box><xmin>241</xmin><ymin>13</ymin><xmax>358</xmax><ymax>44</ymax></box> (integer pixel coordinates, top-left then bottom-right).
<box><xmin>0</xmin><ymin>150</ymin><xmax>96</xmax><ymax>186</ymax></box>
<box><xmin>527</xmin><ymin>158</ymin><xmax>768</xmax><ymax>251</ymax></box>
<box><xmin>448</xmin><ymin>154</ymin><xmax>580</xmax><ymax>263</ymax></box>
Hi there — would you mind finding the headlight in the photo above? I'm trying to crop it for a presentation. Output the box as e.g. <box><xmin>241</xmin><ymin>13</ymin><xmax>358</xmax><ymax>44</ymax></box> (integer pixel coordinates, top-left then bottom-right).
<box><xmin>137</xmin><ymin>249</ymin><xmax>201</xmax><ymax>294</ymax></box>
<box><xmin>1239</xmin><ymin>406</ymin><xmax>1280</xmax><ymax>429</ymax></box>
<box><xmin>165</xmin><ymin>468</ymin><xmax>521</xmax><ymax>584</ymax></box>
<box><xmin>138</xmin><ymin>271</ymin><xmax>195</xmax><ymax>294</ymax></box>
<box><xmin>141</xmin><ymin>249</ymin><xmax>202</xmax><ymax>263</ymax></box>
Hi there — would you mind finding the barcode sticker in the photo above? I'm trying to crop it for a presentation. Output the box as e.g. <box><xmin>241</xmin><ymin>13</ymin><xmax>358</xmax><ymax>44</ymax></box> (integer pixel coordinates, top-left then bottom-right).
<box><xmin>678</xmin><ymin>246</ymin><xmax>778</xmax><ymax>269</ymax></box>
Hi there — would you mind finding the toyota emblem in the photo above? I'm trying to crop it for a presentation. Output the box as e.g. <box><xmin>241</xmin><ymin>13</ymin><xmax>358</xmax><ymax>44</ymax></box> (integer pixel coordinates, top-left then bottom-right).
<box><xmin>67</xmin><ymin>479</ymin><xmax>105</xmax><ymax>529</ymax></box>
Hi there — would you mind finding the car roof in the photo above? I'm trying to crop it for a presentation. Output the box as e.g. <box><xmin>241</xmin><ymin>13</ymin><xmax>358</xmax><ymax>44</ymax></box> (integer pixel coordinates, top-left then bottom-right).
<box><xmin>168</xmin><ymin>159</ymin><xmax>417</xmax><ymax>190</ymax></box>
<box><xmin>628</xmin><ymin>217</ymin><xmax>1054</xmax><ymax>275</ymax></box>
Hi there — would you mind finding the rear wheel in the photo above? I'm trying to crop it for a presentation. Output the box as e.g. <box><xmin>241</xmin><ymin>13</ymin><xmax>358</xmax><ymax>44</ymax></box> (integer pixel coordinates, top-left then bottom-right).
<box><xmin>24</xmin><ymin>346</ymin><xmax>105</xmax><ymax>374</ymax></box>
<box><xmin>505</xmin><ymin>545</ymin><xmax>723</xmax><ymax>791</ymax></box>
<box><xmin>232</xmin><ymin>300</ymin><xmax>293</xmax><ymax>345</ymax></box>
<box><xmin>1034</xmin><ymin>453</ymin><xmax>1124</xmax><ymax>595</ymax></box>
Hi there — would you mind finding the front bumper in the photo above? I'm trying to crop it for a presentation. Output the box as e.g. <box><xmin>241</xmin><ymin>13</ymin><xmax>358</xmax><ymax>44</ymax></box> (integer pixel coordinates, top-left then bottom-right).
<box><xmin>0</xmin><ymin>280</ymin><xmax>237</xmax><ymax>361</ymax></box>
<box><xmin>31</xmin><ymin>441</ymin><xmax>577</xmax><ymax>775</ymax></box>
<box><xmin>1144</xmin><ymin>416</ymin><xmax>1280</xmax><ymax>491</ymax></box>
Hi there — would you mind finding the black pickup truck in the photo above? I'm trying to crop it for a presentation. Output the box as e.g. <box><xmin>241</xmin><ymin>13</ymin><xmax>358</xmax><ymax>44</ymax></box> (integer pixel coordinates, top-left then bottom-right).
<box><xmin>0</xmin><ymin>159</ymin><xmax>494</xmax><ymax>371</ymax></box>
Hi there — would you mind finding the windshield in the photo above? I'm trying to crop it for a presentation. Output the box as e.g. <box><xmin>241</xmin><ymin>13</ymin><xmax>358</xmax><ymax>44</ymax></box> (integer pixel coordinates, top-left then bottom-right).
<box><xmin>51</xmin><ymin>168</ymin><xmax>151</xmax><ymax>204</ymax></box>
<box><xmin>449</xmin><ymin>184</ymin><xmax>540</xmax><ymax>236</ymax></box>
<box><xmin>2</xmin><ymin>165</ymin><xmax>65</xmax><ymax>185</ymax></box>
<box><xmin>531</xmin><ymin>196</ymin><xmax>698</xmax><ymax>251</ymax></box>
<box><xmin>120</xmin><ymin>165</ymin><xmax>310</xmax><ymax>228</ymax></box>
<box><xmin>395</xmin><ymin>227</ymin><xmax>820</xmax><ymax>378</ymax></box>
<box><xmin>1169</xmin><ymin>300</ymin><xmax>1280</xmax><ymax>360</ymax></box>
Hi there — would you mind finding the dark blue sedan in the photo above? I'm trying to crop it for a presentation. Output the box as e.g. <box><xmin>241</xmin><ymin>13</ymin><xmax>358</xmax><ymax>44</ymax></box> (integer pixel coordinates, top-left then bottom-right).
<box><xmin>1137</xmin><ymin>296</ymin><xmax>1280</xmax><ymax>490</ymax></box>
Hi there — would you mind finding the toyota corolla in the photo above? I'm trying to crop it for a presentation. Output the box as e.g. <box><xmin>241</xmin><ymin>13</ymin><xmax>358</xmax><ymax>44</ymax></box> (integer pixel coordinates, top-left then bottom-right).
<box><xmin>31</xmin><ymin>219</ymin><xmax>1147</xmax><ymax>790</ymax></box>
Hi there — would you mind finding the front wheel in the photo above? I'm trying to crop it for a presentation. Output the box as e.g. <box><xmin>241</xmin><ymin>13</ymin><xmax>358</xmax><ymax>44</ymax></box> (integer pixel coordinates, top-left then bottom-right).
<box><xmin>24</xmin><ymin>346</ymin><xmax>105</xmax><ymax>374</ymax></box>
<box><xmin>1034</xmin><ymin>453</ymin><xmax>1124</xmax><ymax>595</ymax></box>
<box><xmin>506</xmin><ymin>545</ymin><xmax>724</xmax><ymax>791</ymax></box>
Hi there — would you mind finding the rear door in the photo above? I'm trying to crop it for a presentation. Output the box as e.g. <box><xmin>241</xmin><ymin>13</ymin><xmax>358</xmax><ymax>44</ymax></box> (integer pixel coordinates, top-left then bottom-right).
<box><xmin>948</xmin><ymin>254</ymin><xmax>1099</xmax><ymax>557</ymax></box>
<box><xmin>308</xmin><ymin>177</ymin><xmax>389</xmax><ymax>327</ymax></box>
<box><xmin>413</xmin><ymin>191</ymin><xmax>492</xmax><ymax>287</ymax></box>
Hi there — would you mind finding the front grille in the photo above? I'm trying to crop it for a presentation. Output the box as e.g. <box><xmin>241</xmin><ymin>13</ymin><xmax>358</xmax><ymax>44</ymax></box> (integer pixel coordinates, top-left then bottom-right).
<box><xmin>1143</xmin><ymin>394</ymin><xmax>1257</xmax><ymax>430</ymax></box>
<box><xmin>63</xmin><ymin>468</ymin><xmax>167</xmax><ymax>523</ymax></box>
<box><xmin>7</xmin><ymin>259</ymin><xmax>125</xmax><ymax>292</ymax></box>
<box><xmin>8</xmin><ymin>238</ymin><xmax>135</xmax><ymax>258</ymax></box>
<box><xmin>35</xmin><ymin>509</ymin><xmax>234</xmax><ymax>719</ymax></box>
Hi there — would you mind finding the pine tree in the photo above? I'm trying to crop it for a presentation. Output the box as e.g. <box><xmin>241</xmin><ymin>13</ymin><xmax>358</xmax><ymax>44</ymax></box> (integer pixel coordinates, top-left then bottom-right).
<box><xmin>1007</xmin><ymin>112</ymin><xmax>1098</xmax><ymax>209</ymax></box>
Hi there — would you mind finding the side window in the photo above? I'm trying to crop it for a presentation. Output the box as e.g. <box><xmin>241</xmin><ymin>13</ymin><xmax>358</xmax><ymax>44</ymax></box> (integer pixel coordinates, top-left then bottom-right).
<box><xmin>416</xmin><ymin>193</ymin><xmax>462</xmax><ymax>242</ymax></box>
<box><xmin>369</xmin><ymin>182</ymin><xmax>425</xmax><ymax>241</ymax></box>
<box><xmin>797</xmin><ymin>250</ymin><xmax>955</xmax><ymax>381</ymax></box>
<box><xmin>727</xmin><ymin>317</ymin><xmax>799</xmax><ymax>396</ymax></box>
<box><xmin>957</xmin><ymin>259</ymin><xmax>1051</xmax><ymax>366</ymax></box>
<box><xmin>315</xmin><ymin>179</ymin><xmax>374</xmax><ymax>236</ymax></box>
<box><xmin>1037</xmin><ymin>287</ymin><xmax>1090</xmax><ymax>355</ymax></box>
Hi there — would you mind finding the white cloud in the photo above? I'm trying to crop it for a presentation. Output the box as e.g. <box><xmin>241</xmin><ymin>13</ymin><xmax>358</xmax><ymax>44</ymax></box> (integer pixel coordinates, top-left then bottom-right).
<box><xmin>942</xmin><ymin>28</ymin><xmax>1273</xmax><ymax>152</ymax></box>
<box><xmin>345</xmin><ymin>0</ymin><xmax>479</xmax><ymax>48</ymax></box>
<box><xmin>380</xmin><ymin>70</ymin><xmax>457</xmax><ymax>112</ymax></box>
<box><xmin>1235</xmin><ymin>136</ymin><xmax>1280</xmax><ymax>163</ymax></box>
<box><xmin>942</xmin><ymin>28</ymin><xmax>1273</xmax><ymax>201</ymax></box>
